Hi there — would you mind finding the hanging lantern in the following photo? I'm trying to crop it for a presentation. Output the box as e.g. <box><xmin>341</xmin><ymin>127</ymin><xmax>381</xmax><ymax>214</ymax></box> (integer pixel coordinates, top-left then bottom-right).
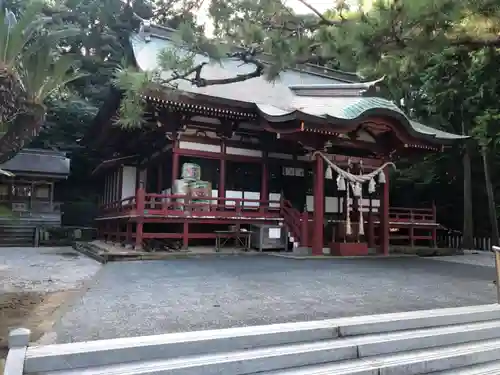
<box><xmin>378</xmin><ymin>170</ymin><xmax>386</xmax><ymax>184</ymax></box>
<box><xmin>336</xmin><ymin>175</ymin><xmax>346</xmax><ymax>191</ymax></box>
<box><xmin>368</xmin><ymin>178</ymin><xmax>376</xmax><ymax>194</ymax></box>
<box><xmin>325</xmin><ymin>165</ymin><xmax>333</xmax><ymax>180</ymax></box>
<box><xmin>352</xmin><ymin>182</ymin><xmax>362</xmax><ymax>197</ymax></box>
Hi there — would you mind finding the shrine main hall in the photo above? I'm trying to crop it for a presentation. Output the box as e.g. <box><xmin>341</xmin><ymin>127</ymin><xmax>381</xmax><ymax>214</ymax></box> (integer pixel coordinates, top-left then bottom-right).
<box><xmin>86</xmin><ymin>21</ymin><xmax>466</xmax><ymax>256</ymax></box>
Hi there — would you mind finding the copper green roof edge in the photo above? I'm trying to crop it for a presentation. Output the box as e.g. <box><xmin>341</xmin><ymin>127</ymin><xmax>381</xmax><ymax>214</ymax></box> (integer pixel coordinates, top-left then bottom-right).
<box><xmin>257</xmin><ymin>97</ymin><xmax>467</xmax><ymax>142</ymax></box>
<box><xmin>340</xmin><ymin>97</ymin><xmax>467</xmax><ymax>140</ymax></box>
<box><xmin>409</xmin><ymin>121</ymin><xmax>468</xmax><ymax>140</ymax></box>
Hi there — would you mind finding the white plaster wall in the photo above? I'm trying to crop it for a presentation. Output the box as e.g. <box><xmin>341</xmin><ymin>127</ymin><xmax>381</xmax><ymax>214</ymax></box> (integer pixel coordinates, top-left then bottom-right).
<box><xmin>121</xmin><ymin>166</ymin><xmax>137</xmax><ymax>200</ymax></box>
<box><xmin>306</xmin><ymin>196</ymin><xmax>380</xmax><ymax>213</ymax></box>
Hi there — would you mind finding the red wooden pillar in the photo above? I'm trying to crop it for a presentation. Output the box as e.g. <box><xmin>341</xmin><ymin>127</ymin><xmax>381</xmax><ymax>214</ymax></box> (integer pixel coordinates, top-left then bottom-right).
<box><xmin>126</xmin><ymin>222</ymin><xmax>132</xmax><ymax>244</ymax></box>
<box><xmin>380</xmin><ymin>168</ymin><xmax>390</xmax><ymax>255</ymax></box>
<box><xmin>431</xmin><ymin>201</ymin><xmax>437</xmax><ymax>247</ymax></box>
<box><xmin>172</xmin><ymin>151</ymin><xmax>180</xmax><ymax>183</ymax></box>
<box><xmin>183</xmin><ymin>221</ymin><xmax>189</xmax><ymax>249</ymax></box>
<box><xmin>367</xmin><ymin>198</ymin><xmax>375</xmax><ymax>248</ymax></box>
<box><xmin>261</xmin><ymin>152</ymin><xmax>268</xmax><ymax>213</ymax></box>
<box><xmin>103</xmin><ymin>221</ymin><xmax>108</xmax><ymax>242</ymax></box>
<box><xmin>301</xmin><ymin>211</ymin><xmax>309</xmax><ymax>247</ymax></box>
<box><xmin>135</xmin><ymin>185</ymin><xmax>145</xmax><ymax>249</ymax></box>
<box><xmin>219</xmin><ymin>142</ymin><xmax>226</xmax><ymax>206</ymax></box>
<box><xmin>115</xmin><ymin>219</ymin><xmax>120</xmax><ymax>242</ymax></box>
<box><xmin>312</xmin><ymin>154</ymin><xmax>324</xmax><ymax>255</ymax></box>
<box><xmin>157</xmin><ymin>162</ymin><xmax>163</xmax><ymax>192</ymax></box>
<box><xmin>409</xmin><ymin>210</ymin><xmax>415</xmax><ymax>247</ymax></box>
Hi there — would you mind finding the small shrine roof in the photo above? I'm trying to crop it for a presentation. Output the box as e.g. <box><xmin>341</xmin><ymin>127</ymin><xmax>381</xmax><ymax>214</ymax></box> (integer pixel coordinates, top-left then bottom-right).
<box><xmin>0</xmin><ymin>148</ymin><xmax>70</xmax><ymax>177</ymax></box>
<box><xmin>128</xmin><ymin>23</ymin><xmax>466</xmax><ymax>143</ymax></box>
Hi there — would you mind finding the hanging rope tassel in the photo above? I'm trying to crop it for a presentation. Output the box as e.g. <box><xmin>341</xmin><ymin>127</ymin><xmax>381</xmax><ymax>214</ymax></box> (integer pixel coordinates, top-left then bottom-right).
<box><xmin>368</xmin><ymin>178</ymin><xmax>376</xmax><ymax>194</ymax></box>
<box><xmin>336</xmin><ymin>175</ymin><xmax>346</xmax><ymax>191</ymax></box>
<box><xmin>358</xmin><ymin>198</ymin><xmax>364</xmax><ymax>237</ymax></box>
<box><xmin>325</xmin><ymin>165</ymin><xmax>333</xmax><ymax>180</ymax></box>
<box><xmin>346</xmin><ymin>183</ymin><xmax>352</xmax><ymax>236</ymax></box>
<box><xmin>378</xmin><ymin>169</ymin><xmax>386</xmax><ymax>184</ymax></box>
<box><xmin>358</xmin><ymin>163</ymin><xmax>365</xmax><ymax>238</ymax></box>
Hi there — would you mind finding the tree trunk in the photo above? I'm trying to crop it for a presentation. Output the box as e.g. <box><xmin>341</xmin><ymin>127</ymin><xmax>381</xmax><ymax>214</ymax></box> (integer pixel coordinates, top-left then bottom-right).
<box><xmin>462</xmin><ymin>142</ymin><xmax>474</xmax><ymax>249</ymax></box>
<box><xmin>481</xmin><ymin>145</ymin><xmax>499</xmax><ymax>247</ymax></box>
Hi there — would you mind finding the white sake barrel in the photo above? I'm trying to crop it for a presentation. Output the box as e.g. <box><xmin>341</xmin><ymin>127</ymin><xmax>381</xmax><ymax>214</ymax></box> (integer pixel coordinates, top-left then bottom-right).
<box><xmin>173</xmin><ymin>179</ymin><xmax>188</xmax><ymax>195</ymax></box>
<box><xmin>173</xmin><ymin>179</ymin><xmax>189</xmax><ymax>208</ymax></box>
<box><xmin>181</xmin><ymin>163</ymin><xmax>201</xmax><ymax>180</ymax></box>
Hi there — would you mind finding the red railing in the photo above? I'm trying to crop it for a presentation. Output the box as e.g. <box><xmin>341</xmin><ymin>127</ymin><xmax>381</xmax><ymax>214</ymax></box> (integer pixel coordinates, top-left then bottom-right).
<box><xmin>280</xmin><ymin>200</ymin><xmax>309</xmax><ymax>246</ymax></box>
<box><xmin>99</xmin><ymin>190</ymin><xmax>281</xmax><ymax>219</ymax></box>
<box><xmin>100</xmin><ymin>196</ymin><xmax>136</xmax><ymax>215</ymax></box>
<box><xmin>388</xmin><ymin>206</ymin><xmax>436</xmax><ymax>223</ymax></box>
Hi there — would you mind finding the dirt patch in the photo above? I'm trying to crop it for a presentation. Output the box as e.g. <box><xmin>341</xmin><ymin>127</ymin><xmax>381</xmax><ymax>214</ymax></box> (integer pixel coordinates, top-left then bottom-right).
<box><xmin>0</xmin><ymin>290</ymin><xmax>79</xmax><ymax>369</ymax></box>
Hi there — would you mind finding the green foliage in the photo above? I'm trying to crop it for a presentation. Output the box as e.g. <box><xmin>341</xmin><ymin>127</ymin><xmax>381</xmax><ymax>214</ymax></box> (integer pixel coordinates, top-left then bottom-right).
<box><xmin>0</xmin><ymin>203</ymin><xmax>15</xmax><ymax>218</ymax></box>
<box><xmin>5</xmin><ymin>0</ymin><xmax>500</xmax><ymax>233</ymax></box>
<box><xmin>0</xmin><ymin>0</ymin><xmax>86</xmax><ymax>157</ymax></box>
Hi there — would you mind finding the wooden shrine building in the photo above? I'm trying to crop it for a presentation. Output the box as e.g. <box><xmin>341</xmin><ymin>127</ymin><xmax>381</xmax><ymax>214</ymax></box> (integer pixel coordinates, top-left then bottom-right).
<box><xmin>0</xmin><ymin>148</ymin><xmax>70</xmax><ymax>225</ymax></box>
<box><xmin>87</xmin><ymin>21</ymin><xmax>466</xmax><ymax>256</ymax></box>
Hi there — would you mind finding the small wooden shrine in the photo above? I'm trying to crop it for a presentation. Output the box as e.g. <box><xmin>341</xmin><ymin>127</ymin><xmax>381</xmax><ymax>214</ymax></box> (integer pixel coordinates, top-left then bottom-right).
<box><xmin>0</xmin><ymin>148</ymin><xmax>70</xmax><ymax>225</ymax></box>
<box><xmin>86</xmin><ymin>21</ymin><xmax>467</xmax><ymax>255</ymax></box>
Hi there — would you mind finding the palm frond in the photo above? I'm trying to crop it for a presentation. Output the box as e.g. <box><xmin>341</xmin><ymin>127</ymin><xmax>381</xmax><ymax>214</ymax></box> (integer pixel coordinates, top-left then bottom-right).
<box><xmin>0</xmin><ymin>1</ymin><xmax>47</xmax><ymax>66</ymax></box>
<box><xmin>24</xmin><ymin>26</ymin><xmax>82</xmax><ymax>58</ymax></box>
<box><xmin>0</xmin><ymin>1</ymin><xmax>81</xmax><ymax>67</ymax></box>
<box><xmin>19</xmin><ymin>48</ymin><xmax>86</xmax><ymax>103</ymax></box>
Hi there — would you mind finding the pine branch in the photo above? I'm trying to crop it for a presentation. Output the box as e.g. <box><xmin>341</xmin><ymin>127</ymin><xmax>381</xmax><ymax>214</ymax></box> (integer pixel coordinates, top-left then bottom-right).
<box><xmin>171</xmin><ymin>48</ymin><xmax>265</xmax><ymax>87</ymax></box>
<box><xmin>451</xmin><ymin>35</ymin><xmax>500</xmax><ymax>49</ymax></box>
<box><xmin>295</xmin><ymin>0</ymin><xmax>336</xmax><ymax>25</ymax></box>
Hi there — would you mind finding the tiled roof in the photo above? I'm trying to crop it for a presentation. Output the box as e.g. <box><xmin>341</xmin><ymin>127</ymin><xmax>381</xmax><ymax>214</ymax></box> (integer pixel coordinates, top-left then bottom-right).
<box><xmin>129</xmin><ymin>25</ymin><xmax>466</xmax><ymax>142</ymax></box>
<box><xmin>0</xmin><ymin>149</ymin><xmax>70</xmax><ymax>177</ymax></box>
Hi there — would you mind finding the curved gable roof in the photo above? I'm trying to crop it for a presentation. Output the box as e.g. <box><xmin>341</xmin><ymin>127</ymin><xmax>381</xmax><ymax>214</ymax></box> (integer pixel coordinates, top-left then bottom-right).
<box><xmin>129</xmin><ymin>23</ymin><xmax>466</xmax><ymax>145</ymax></box>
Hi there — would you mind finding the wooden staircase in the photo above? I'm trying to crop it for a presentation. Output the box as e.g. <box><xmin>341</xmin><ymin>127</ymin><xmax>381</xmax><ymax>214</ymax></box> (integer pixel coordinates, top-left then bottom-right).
<box><xmin>0</xmin><ymin>223</ymin><xmax>35</xmax><ymax>247</ymax></box>
<box><xmin>280</xmin><ymin>200</ymin><xmax>308</xmax><ymax>248</ymax></box>
<box><xmin>279</xmin><ymin>200</ymin><xmax>440</xmax><ymax>251</ymax></box>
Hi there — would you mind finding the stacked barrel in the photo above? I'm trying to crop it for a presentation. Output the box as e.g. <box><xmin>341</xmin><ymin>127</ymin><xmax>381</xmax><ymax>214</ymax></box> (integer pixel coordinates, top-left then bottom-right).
<box><xmin>172</xmin><ymin>163</ymin><xmax>212</xmax><ymax>211</ymax></box>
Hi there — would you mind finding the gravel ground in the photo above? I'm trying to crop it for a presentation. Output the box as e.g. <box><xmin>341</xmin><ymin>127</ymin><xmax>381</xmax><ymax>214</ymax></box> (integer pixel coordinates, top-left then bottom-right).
<box><xmin>49</xmin><ymin>255</ymin><xmax>497</xmax><ymax>343</ymax></box>
<box><xmin>430</xmin><ymin>250</ymin><xmax>495</xmax><ymax>268</ymax></box>
<box><xmin>0</xmin><ymin>247</ymin><xmax>101</xmax><ymax>351</ymax></box>
<box><xmin>0</xmin><ymin>247</ymin><xmax>102</xmax><ymax>293</ymax></box>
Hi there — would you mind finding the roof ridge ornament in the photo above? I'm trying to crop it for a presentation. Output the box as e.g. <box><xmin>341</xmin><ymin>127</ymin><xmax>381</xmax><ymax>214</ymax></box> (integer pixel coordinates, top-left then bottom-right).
<box><xmin>134</xmin><ymin>12</ymin><xmax>152</xmax><ymax>42</ymax></box>
<box><xmin>289</xmin><ymin>76</ymin><xmax>385</xmax><ymax>97</ymax></box>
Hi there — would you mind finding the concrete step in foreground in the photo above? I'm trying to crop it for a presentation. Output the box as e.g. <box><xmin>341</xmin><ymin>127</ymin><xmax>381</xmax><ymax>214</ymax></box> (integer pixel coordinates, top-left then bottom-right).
<box><xmin>38</xmin><ymin>337</ymin><xmax>500</xmax><ymax>375</ymax></box>
<box><xmin>11</xmin><ymin>304</ymin><xmax>500</xmax><ymax>375</ymax></box>
<box><xmin>431</xmin><ymin>360</ymin><xmax>500</xmax><ymax>374</ymax></box>
<box><xmin>263</xmin><ymin>339</ymin><xmax>500</xmax><ymax>375</ymax></box>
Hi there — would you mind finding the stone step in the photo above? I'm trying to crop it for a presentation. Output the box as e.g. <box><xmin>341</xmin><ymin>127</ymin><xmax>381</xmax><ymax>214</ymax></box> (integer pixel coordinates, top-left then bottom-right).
<box><xmin>0</xmin><ymin>229</ymin><xmax>35</xmax><ymax>234</ymax></box>
<box><xmin>25</xmin><ymin>304</ymin><xmax>500</xmax><ymax>372</ymax></box>
<box><xmin>35</xmin><ymin>338</ymin><xmax>500</xmax><ymax>375</ymax></box>
<box><xmin>261</xmin><ymin>338</ymin><xmax>500</xmax><ymax>375</ymax></box>
<box><xmin>26</xmin><ymin>319</ymin><xmax>500</xmax><ymax>374</ymax></box>
<box><xmin>0</xmin><ymin>238</ymin><xmax>35</xmax><ymax>246</ymax></box>
<box><xmin>430</xmin><ymin>360</ymin><xmax>500</xmax><ymax>374</ymax></box>
<box><xmin>336</xmin><ymin>303</ymin><xmax>500</xmax><ymax>337</ymax></box>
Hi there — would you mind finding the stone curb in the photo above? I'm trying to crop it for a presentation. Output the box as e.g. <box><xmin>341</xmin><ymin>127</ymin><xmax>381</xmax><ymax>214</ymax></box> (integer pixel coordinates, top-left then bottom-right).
<box><xmin>72</xmin><ymin>242</ymin><xmax>268</xmax><ymax>262</ymax></box>
<box><xmin>72</xmin><ymin>242</ymin><xmax>107</xmax><ymax>264</ymax></box>
<box><xmin>268</xmin><ymin>253</ymin><xmax>419</xmax><ymax>260</ymax></box>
